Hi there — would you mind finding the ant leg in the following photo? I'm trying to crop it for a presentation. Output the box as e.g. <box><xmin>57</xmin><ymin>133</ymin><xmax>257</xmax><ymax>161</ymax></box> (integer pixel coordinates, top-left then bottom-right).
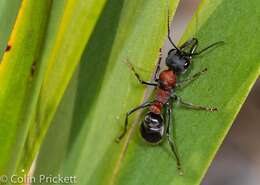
<box><xmin>189</xmin><ymin>38</ymin><xmax>199</xmax><ymax>54</ymax></box>
<box><xmin>116</xmin><ymin>101</ymin><xmax>153</xmax><ymax>142</ymax></box>
<box><xmin>174</xmin><ymin>95</ymin><xmax>217</xmax><ymax>112</ymax></box>
<box><xmin>190</xmin><ymin>41</ymin><xmax>225</xmax><ymax>56</ymax></box>
<box><xmin>166</xmin><ymin>102</ymin><xmax>183</xmax><ymax>174</ymax></box>
<box><xmin>153</xmin><ymin>48</ymin><xmax>162</xmax><ymax>81</ymax></box>
<box><xmin>180</xmin><ymin>38</ymin><xmax>199</xmax><ymax>54</ymax></box>
<box><xmin>125</xmin><ymin>59</ymin><xmax>157</xmax><ymax>86</ymax></box>
<box><xmin>176</xmin><ymin>68</ymin><xmax>207</xmax><ymax>87</ymax></box>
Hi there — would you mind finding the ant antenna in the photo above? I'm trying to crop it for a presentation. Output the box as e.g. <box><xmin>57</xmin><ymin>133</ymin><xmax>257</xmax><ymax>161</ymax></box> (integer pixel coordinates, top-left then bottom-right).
<box><xmin>167</xmin><ymin>8</ymin><xmax>181</xmax><ymax>53</ymax></box>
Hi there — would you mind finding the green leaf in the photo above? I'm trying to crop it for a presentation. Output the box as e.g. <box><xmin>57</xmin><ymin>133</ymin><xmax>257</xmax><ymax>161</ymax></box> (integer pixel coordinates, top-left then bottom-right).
<box><xmin>37</xmin><ymin>0</ymin><xmax>108</xmax><ymax>132</ymax></box>
<box><xmin>114</xmin><ymin>0</ymin><xmax>260</xmax><ymax>184</ymax></box>
<box><xmin>33</xmin><ymin>71</ymin><xmax>78</xmax><ymax>177</ymax></box>
<box><xmin>17</xmin><ymin>0</ymin><xmax>68</xmax><ymax>172</ymax></box>
<box><xmin>35</xmin><ymin>0</ymin><xmax>260</xmax><ymax>185</ymax></box>
<box><xmin>0</xmin><ymin>0</ymin><xmax>51</xmax><ymax>175</ymax></box>
<box><xmin>35</xmin><ymin>0</ymin><xmax>180</xmax><ymax>184</ymax></box>
<box><xmin>19</xmin><ymin>0</ymin><xmax>108</xmax><ymax>172</ymax></box>
<box><xmin>0</xmin><ymin>0</ymin><xmax>21</xmax><ymax>59</ymax></box>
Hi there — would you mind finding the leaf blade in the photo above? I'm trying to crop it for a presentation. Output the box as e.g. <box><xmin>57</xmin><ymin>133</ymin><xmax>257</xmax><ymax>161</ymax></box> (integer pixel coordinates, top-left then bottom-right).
<box><xmin>35</xmin><ymin>0</ymin><xmax>260</xmax><ymax>185</ymax></box>
<box><xmin>0</xmin><ymin>0</ymin><xmax>21</xmax><ymax>59</ymax></box>
<box><xmin>35</xmin><ymin>0</ymin><xmax>180</xmax><ymax>185</ymax></box>
<box><xmin>21</xmin><ymin>0</ymin><xmax>108</xmax><ymax>172</ymax></box>
<box><xmin>0</xmin><ymin>0</ymin><xmax>52</xmax><ymax>174</ymax></box>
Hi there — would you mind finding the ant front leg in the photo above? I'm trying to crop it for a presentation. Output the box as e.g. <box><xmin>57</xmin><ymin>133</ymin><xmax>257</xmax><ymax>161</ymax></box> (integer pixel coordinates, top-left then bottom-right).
<box><xmin>180</xmin><ymin>38</ymin><xmax>198</xmax><ymax>54</ymax></box>
<box><xmin>173</xmin><ymin>95</ymin><xmax>217</xmax><ymax>112</ymax></box>
<box><xmin>165</xmin><ymin>101</ymin><xmax>183</xmax><ymax>174</ymax></box>
<box><xmin>176</xmin><ymin>68</ymin><xmax>207</xmax><ymax>87</ymax></box>
<box><xmin>125</xmin><ymin>59</ymin><xmax>157</xmax><ymax>87</ymax></box>
<box><xmin>116</xmin><ymin>101</ymin><xmax>153</xmax><ymax>142</ymax></box>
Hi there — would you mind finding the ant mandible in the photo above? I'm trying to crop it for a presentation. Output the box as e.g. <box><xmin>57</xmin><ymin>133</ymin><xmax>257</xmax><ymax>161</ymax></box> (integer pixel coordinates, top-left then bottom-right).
<box><xmin>116</xmin><ymin>12</ymin><xmax>223</xmax><ymax>173</ymax></box>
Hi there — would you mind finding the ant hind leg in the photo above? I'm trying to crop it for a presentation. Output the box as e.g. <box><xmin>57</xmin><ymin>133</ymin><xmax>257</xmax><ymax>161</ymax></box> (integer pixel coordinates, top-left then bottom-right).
<box><xmin>165</xmin><ymin>102</ymin><xmax>183</xmax><ymax>175</ymax></box>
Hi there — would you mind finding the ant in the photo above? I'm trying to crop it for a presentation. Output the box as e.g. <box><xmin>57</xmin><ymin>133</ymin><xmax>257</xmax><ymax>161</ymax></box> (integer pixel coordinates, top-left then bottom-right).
<box><xmin>116</xmin><ymin>13</ymin><xmax>223</xmax><ymax>173</ymax></box>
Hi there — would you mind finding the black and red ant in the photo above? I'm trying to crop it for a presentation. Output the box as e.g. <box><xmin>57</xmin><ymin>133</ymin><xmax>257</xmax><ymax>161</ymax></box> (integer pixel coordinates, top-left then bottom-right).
<box><xmin>116</xmin><ymin>13</ymin><xmax>223</xmax><ymax>173</ymax></box>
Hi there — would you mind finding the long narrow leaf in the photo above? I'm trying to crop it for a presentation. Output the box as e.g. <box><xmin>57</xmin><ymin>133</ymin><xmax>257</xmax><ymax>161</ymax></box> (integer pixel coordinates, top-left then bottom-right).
<box><xmin>35</xmin><ymin>0</ymin><xmax>260</xmax><ymax>185</ymax></box>
<box><xmin>0</xmin><ymin>0</ymin><xmax>51</xmax><ymax>175</ymax></box>
<box><xmin>20</xmin><ymin>0</ymin><xmax>108</xmax><ymax>172</ymax></box>
<box><xmin>0</xmin><ymin>0</ymin><xmax>21</xmax><ymax>59</ymax></box>
<box><xmin>35</xmin><ymin>0</ymin><xmax>180</xmax><ymax>185</ymax></box>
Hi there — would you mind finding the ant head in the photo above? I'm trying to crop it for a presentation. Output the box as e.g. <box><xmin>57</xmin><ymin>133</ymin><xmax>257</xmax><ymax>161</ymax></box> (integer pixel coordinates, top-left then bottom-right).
<box><xmin>166</xmin><ymin>49</ymin><xmax>192</xmax><ymax>74</ymax></box>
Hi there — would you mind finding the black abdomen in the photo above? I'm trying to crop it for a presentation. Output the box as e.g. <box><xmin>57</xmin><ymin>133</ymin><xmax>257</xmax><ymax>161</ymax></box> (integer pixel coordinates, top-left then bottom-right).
<box><xmin>140</xmin><ymin>112</ymin><xmax>164</xmax><ymax>144</ymax></box>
